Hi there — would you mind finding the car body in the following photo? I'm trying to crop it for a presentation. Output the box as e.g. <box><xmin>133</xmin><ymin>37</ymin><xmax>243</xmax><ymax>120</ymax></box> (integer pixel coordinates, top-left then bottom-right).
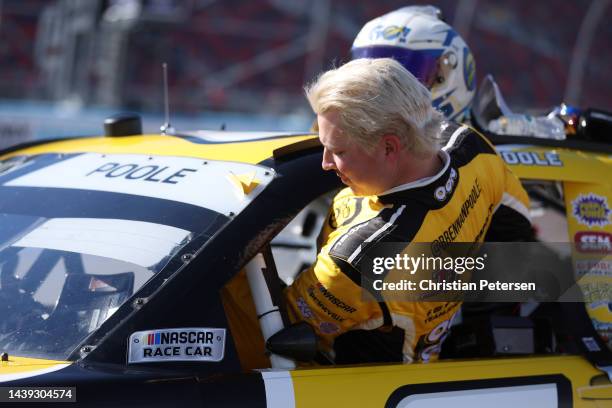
<box><xmin>0</xmin><ymin>117</ymin><xmax>611</xmax><ymax>407</ymax></box>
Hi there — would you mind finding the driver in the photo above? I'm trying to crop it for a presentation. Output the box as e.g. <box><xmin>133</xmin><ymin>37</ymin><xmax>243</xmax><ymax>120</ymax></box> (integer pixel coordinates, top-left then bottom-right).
<box><xmin>284</xmin><ymin>58</ymin><xmax>533</xmax><ymax>363</ymax></box>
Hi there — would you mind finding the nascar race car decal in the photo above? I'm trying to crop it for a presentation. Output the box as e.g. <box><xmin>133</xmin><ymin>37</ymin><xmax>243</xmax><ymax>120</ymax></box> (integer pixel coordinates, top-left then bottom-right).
<box><xmin>128</xmin><ymin>328</ymin><xmax>226</xmax><ymax>363</ymax></box>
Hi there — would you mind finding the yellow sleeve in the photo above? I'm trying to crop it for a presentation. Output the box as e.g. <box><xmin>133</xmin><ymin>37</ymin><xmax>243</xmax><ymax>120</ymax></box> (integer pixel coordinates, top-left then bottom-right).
<box><xmin>284</xmin><ymin>247</ymin><xmax>382</xmax><ymax>354</ymax></box>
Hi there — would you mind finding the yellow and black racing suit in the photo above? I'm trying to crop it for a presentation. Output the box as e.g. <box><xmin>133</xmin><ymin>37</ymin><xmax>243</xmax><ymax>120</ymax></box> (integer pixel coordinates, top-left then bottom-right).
<box><xmin>284</xmin><ymin>123</ymin><xmax>533</xmax><ymax>363</ymax></box>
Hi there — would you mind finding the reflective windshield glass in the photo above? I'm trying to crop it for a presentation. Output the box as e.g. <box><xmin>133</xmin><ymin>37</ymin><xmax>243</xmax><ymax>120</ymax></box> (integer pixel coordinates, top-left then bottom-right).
<box><xmin>0</xmin><ymin>152</ymin><xmax>273</xmax><ymax>360</ymax></box>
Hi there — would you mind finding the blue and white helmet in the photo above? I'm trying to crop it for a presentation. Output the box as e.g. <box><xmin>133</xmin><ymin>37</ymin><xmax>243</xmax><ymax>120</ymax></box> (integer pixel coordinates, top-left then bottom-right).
<box><xmin>351</xmin><ymin>6</ymin><xmax>476</xmax><ymax>122</ymax></box>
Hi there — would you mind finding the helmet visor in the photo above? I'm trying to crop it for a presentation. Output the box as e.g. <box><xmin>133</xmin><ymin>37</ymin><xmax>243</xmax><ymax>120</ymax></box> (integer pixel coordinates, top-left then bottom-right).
<box><xmin>351</xmin><ymin>46</ymin><xmax>443</xmax><ymax>89</ymax></box>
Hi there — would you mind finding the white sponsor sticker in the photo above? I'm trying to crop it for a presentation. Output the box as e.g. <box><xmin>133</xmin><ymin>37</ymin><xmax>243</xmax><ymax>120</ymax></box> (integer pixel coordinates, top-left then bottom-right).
<box><xmin>128</xmin><ymin>328</ymin><xmax>226</xmax><ymax>363</ymax></box>
<box><xmin>5</xmin><ymin>153</ymin><xmax>274</xmax><ymax>216</ymax></box>
<box><xmin>582</xmin><ymin>336</ymin><xmax>601</xmax><ymax>352</ymax></box>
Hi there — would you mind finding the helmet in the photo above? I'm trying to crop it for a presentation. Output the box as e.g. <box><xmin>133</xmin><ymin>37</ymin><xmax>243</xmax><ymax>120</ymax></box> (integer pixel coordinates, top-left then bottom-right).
<box><xmin>351</xmin><ymin>6</ymin><xmax>476</xmax><ymax>122</ymax></box>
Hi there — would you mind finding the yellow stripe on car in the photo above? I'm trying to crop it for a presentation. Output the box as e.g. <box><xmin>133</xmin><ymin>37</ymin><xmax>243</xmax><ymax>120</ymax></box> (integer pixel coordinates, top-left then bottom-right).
<box><xmin>0</xmin><ymin>356</ymin><xmax>70</xmax><ymax>383</ymax></box>
<box><xmin>0</xmin><ymin>134</ymin><xmax>317</xmax><ymax>164</ymax></box>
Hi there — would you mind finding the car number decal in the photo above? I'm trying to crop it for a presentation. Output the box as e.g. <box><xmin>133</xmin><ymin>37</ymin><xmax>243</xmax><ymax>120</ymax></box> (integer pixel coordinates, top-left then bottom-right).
<box><xmin>385</xmin><ymin>375</ymin><xmax>571</xmax><ymax>408</ymax></box>
<box><xmin>128</xmin><ymin>328</ymin><xmax>226</xmax><ymax>363</ymax></box>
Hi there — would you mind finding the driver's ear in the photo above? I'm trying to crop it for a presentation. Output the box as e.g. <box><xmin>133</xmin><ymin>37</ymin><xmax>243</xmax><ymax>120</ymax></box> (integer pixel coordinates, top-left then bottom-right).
<box><xmin>381</xmin><ymin>135</ymin><xmax>402</xmax><ymax>158</ymax></box>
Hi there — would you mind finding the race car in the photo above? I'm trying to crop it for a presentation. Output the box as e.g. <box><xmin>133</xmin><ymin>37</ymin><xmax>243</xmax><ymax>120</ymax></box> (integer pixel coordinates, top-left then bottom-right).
<box><xmin>0</xmin><ymin>112</ymin><xmax>611</xmax><ymax>407</ymax></box>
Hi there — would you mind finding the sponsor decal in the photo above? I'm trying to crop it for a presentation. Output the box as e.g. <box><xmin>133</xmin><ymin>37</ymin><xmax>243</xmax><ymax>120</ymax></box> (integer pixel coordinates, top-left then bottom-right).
<box><xmin>416</xmin><ymin>315</ymin><xmax>455</xmax><ymax>362</ymax></box>
<box><xmin>296</xmin><ymin>297</ymin><xmax>314</xmax><ymax>319</ymax></box>
<box><xmin>424</xmin><ymin>302</ymin><xmax>459</xmax><ymax>324</ymax></box>
<box><xmin>580</xmin><ymin>282</ymin><xmax>612</xmax><ymax>305</ymax></box>
<box><xmin>316</xmin><ymin>282</ymin><xmax>356</xmax><ymax>313</ymax></box>
<box><xmin>434</xmin><ymin>167</ymin><xmax>457</xmax><ymax>202</ymax></box>
<box><xmin>319</xmin><ymin>321</ymin><xmax>340</xmax><ymax>334</ymax></box>
<box><xmin>369</xmin><ymin>25</ymin><xmax>410</xmax><ymax>43</ymax></box>
<box><xmin>128</xmin><ymin>328</ymin><xmax>225</xmax><ymax>363</ymax></box>
<box><xmin>575</xmin><ymin>261</ymin><xmax>612</xmax><ymax>277</ymax></box>
<box><xmin>500</xmin><ymin>151</ymin><xmax>563</xmax><ymax>167</ymax></box>
<box><xmin>572</xmin><ymin>194</ymin><xmax>611</xmax><ymax>228</ymax></box>
<box><xmin>575</xmin><ymin>231</ymin><xmax>612</xmax><ymax>253</ymax></box>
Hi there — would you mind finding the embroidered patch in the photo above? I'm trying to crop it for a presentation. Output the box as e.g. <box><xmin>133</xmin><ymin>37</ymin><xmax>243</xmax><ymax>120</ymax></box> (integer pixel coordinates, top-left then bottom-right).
<box><xmin>296</xmin><ymin>297</ymin><xmax>314</xmax><ymax>319</ymax></box>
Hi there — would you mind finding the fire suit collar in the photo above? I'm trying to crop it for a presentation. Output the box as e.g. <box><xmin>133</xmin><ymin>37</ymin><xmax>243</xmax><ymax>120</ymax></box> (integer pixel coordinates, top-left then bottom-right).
<box><xmin>378</xmin><ymin>150</ymin><xmax>450</xmax><ymax>197</ymax></box>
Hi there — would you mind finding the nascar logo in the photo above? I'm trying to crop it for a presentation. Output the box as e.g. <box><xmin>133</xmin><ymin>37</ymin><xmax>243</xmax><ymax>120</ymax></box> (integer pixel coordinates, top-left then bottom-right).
<box><xmin>128</xmin><ymin>327</ymin><xmax>226</xmax><ymax>364</ymax></box>
<box><xmin>146</xmin><ymin>332</ymin><xmax>161</xmax><ymax>345</ymax></box>
<box><xmin>141</xmin><ymin>330</ymin><xmax>214</xmax><ymax>345</ymax></box>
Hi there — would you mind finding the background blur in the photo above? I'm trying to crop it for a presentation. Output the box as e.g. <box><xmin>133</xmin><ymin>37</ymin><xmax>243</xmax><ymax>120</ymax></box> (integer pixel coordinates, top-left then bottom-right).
<box><xmin>0</xmin><ymin>0</ymin><xmax>610</xmax><ymax>144</ymax></box>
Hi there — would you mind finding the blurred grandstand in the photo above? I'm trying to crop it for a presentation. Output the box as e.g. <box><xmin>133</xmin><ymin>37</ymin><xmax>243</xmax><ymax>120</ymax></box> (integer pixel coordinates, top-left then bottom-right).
<box><xmin>0</xmin><ymin>0</ymin><xmax>610</xmax><ymax>125</ymax></box>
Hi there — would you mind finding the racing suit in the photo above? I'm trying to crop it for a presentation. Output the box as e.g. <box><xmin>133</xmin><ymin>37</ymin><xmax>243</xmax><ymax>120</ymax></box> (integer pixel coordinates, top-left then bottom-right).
<box><xmin>284</xmin><ymin>123</ymin><xmax>533</xmax><ymax>363</ymax></box>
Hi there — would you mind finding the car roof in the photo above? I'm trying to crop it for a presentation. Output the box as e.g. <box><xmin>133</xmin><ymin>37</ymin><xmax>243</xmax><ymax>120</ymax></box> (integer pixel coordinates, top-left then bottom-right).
<box><xmin>0</xmin><ymin>132</ymin><xmax>319</xmax><ymax>164</ymax></box>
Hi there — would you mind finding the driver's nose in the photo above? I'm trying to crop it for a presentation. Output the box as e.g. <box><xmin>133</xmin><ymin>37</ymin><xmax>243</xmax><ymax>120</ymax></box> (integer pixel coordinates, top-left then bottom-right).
<box><xmin>322</xmin><ymin>148</ymin><xmax>336</xmax><ymax>171</ymax></box>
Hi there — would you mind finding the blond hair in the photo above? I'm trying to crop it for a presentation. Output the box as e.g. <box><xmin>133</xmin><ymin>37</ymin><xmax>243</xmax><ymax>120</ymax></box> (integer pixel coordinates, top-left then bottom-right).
<box><xmin>305</xmin><ymin>58</ymin><xmax>442</xmax><ymax>156</ymax></box>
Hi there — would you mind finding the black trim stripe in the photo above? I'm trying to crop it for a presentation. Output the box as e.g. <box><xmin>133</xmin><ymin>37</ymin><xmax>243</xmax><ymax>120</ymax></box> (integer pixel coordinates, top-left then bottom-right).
<box><xmin>379</xmin><ymin>302</ymin><xmax>392</xmax><ymax>328</ymax></box>
<box><xmin>444</xmin><ymin>127</ymin><xmax>497</xmax><ymax>166</ymax></box>
<box><xmin>0</xmin><ymin>186</ymin><xmax>226</xmax><ymax>232</ymax></box>
<box><xmin>331</xmin><ymin>257</ymin><xmax>363</xmax><ymax>286</ymax></box>
<box><xmin>329</xmin><ymin>216</ymin><xmax>390</xmax><ymax>263</ymax></box>
<box><xmin>438</xmin><ymin>121</ymin><xmax>464</xmax><ymax>146</ymax></box>
<box><xmin>376</xmin><ymin>203</ymin><xmax>432</xmax><ymax>247</ymax></box>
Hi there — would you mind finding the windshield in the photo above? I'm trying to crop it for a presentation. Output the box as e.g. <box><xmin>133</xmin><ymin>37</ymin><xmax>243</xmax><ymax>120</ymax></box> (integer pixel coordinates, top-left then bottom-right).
<box><xmin>0</xmin><ymin>152</ymin><xmax>273</xmax><ymax>360</ymax></box>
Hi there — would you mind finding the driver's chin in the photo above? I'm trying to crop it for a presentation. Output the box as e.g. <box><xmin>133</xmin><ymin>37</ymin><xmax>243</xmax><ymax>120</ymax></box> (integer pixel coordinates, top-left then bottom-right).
<box><xmin>349</xmin><ymin>184</ymin><xmax>369</xmax><ymax>197</ymax></box>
